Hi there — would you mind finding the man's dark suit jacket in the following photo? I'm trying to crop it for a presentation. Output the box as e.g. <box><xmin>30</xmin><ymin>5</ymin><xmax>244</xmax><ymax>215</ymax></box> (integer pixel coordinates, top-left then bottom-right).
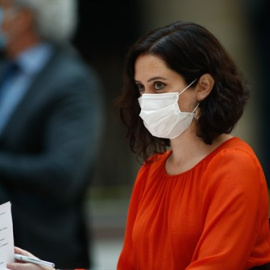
<box><xmin>0</xmin><ymin>44</ymin><xmax>104</xmax><ymax>269</ymax></box>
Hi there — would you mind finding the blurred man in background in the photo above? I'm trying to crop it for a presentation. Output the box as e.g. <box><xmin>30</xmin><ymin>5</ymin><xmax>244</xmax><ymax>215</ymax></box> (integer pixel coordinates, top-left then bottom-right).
<box><xmin>0</xmin><ymin>0</ymin><xmax>104</xmax><ymax>268</ymax></box>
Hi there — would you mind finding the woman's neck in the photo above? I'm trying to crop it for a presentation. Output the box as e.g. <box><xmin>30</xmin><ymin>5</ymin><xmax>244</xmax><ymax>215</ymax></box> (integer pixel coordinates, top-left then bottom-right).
<box><xmin>166</xmin><ymin>125</ymin><xmax>233</xmax><ymax>175</ymax></box>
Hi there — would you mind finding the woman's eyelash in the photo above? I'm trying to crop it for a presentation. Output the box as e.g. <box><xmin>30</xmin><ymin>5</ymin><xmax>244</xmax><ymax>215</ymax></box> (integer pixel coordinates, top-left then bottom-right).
<box><xmin>154</xmin><ymin>82</ymin><xmax>166</xmax><ymax>90</ymax></box>
<box><xmin>135</xmin><ymin>81</ymin><xmax>166</xmax><ymax>92</ymax></box>
<box><xmin>136</xmin><ymin>84</ymin><xmax>144</xmax><ymax>92</ymax></box>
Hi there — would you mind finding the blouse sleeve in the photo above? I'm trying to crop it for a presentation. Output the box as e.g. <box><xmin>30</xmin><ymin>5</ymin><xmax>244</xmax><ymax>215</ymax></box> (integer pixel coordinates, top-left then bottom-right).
<box><xmin>117</xmin><ymin>163</ymin><xmax>149</xmax><ymax>270</ymax></box>
<box><xmin>186</xmin><ymin>148</ymin><xmax>270</xmax><ymax>270</ymax></box>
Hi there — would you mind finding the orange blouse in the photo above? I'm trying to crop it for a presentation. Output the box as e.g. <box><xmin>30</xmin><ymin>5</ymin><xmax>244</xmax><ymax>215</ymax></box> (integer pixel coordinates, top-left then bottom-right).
<box><xmin>117</xmin><ymin>137</ymin><xmax>270</xmax><ymax>270</ymax></box>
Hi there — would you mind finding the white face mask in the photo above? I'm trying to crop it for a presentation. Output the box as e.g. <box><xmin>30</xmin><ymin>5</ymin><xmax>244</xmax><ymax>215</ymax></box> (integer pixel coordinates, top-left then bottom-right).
<box><xmin>138</xmin><ymin>79</ymin><xmax>198</xmax><ymax>139</ymax></box>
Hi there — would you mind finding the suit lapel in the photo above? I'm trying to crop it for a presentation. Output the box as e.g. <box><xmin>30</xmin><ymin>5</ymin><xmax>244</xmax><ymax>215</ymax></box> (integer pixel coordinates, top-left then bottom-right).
<box><xmin>0</xmin><ymin>47</ymin><xmax>60</xmax><ymax>141</ymax></box>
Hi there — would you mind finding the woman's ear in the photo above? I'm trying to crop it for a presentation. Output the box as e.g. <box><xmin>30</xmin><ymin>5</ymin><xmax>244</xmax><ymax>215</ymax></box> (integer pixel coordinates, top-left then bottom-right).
<box><xmin>196</xmin><ymin>74</ymin><xmax>215</xmax><ymax>101</ymax></box>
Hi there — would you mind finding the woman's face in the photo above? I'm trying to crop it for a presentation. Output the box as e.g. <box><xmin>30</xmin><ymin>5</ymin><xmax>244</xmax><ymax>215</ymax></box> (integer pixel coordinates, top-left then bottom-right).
<box><xmin>134</xmin><ymin>53</ymin><xmax>197</xmax><ymax>113</ymax></box>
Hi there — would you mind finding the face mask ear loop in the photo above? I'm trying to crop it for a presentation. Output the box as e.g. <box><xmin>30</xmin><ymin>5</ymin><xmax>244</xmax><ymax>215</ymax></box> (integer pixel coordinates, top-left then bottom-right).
<box><xmin>193</xmin><ymin>102</ymin><xmax>200</xmax><ymax>112</ymax></box>
<box><xmin>178</xmin><ymin>78</ymin><xmax>198</xmax><ymax>96</ymax></box>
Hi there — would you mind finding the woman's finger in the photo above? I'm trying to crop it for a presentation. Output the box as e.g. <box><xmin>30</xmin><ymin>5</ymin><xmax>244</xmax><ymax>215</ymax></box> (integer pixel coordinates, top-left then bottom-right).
<box><xmin>7</xmin><ymin>262</ymin><xmax>53</xmax><ymax>270</ymax></box>
<box><xmin>14</xmin><ymin>247</ymin><xmax>37</xmax><ymax>258</ymax></box>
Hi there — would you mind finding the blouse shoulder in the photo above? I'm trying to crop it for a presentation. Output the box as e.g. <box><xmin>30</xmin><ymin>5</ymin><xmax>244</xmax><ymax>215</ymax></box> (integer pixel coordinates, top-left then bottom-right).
<box><xmin>204</xmin><ymin>137</ymin><xmax>266</xmax><ymax>192</ymax></box>
<box><xmin>144</xmin><ymin>150</ymin><xmax>171</xmax><ymax>164</ymax></box>
<box><xmin>208</xmin><ymin>137</ymin><xmax>262</xmax><ymax>169</ymax></box>
<box><xmin>135</xmin><ymin>151</ymin><xmax>170</xmax><ymax>182</ymax></box>
<box><xmin>139</xmin><ymin>151</ymin><xmax>170</xmax><ymax>171</ymax></box>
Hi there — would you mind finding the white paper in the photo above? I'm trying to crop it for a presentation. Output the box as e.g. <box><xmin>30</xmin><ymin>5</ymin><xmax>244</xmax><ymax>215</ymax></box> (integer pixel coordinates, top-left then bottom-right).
<box><xmin>0</xmin><ymin>202</ymin><xmax>14</xmax><ymax>269</ymax></box>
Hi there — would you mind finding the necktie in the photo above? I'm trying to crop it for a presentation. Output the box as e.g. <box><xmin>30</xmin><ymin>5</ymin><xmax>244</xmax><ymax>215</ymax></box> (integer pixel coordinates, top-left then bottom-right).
<box><xmin>0</xmin><ymin>61</ymin><xmax>20</xmax><ymax>101</ymax></box>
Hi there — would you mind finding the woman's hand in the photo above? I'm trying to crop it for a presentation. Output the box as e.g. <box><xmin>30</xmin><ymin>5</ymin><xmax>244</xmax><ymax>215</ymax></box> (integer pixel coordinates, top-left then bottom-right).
<box><xmin>7</xmin><ymin>247</ymin><xmax>55</xmax><ymax>270</ymax></box>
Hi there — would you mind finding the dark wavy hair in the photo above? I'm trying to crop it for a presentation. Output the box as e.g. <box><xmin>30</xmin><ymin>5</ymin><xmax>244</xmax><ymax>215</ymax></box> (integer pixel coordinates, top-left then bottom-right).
<box><xmin>117</xmin><ymin>21</ymin><xmax>249</xmax><ymax>162</ymax></box>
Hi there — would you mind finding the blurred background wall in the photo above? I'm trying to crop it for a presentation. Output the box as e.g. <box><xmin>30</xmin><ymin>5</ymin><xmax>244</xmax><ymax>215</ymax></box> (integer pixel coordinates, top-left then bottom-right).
<box><xmin>71</xmin><ymin>0</ymin><xmax>269</xmax><ymax>268</ymax></box>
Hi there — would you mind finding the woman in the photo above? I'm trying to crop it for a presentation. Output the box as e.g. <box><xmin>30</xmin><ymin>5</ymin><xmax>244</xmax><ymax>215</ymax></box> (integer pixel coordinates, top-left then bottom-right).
<box><xmin>117</xmin><ymin>21</ymin><xmax>270</xmax><ymax>269</ymax></box>
<box><xmin>6</xmin><ymin>20</ymin><xmax>270</xmax><ymax>270</ymax></box>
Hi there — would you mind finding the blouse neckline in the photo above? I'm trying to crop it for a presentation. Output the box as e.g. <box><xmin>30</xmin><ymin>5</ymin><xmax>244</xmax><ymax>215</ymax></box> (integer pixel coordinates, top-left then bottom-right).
<box><xmin>161</xmin><ymin>136</ymin><xmax>238</xmax><ymax>177</ymax></box>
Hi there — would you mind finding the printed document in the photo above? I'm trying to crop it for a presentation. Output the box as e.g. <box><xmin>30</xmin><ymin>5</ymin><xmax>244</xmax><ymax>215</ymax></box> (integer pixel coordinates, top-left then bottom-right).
<box><xmin>0</xmin><ymin>202</ymin><xmax>14</xmax><ymax>268</ymax></box>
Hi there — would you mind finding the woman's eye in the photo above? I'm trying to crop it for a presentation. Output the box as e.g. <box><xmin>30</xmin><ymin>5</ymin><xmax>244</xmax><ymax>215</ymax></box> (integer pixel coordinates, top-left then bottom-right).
<box><xmin>154</xmin><ymin>82</ymin><xmax>165</xmax><ymax>90</ymax></box>
<box><xmin>137</xmin><ymin>84</ymin><xmax>145</xmax><ymax>92</ymax></box>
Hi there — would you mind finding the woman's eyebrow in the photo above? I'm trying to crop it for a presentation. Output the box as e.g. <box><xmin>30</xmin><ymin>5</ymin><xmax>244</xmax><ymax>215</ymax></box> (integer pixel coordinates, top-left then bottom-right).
<box><xmin>147</xmin><ymin>76</ymin><xmax>168</xmax><ymax>82</ymax></box>
<box><xmin>134</xmin><ymin>76</ymin><xmax>168</xmax><ymax>84</ymax></box>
